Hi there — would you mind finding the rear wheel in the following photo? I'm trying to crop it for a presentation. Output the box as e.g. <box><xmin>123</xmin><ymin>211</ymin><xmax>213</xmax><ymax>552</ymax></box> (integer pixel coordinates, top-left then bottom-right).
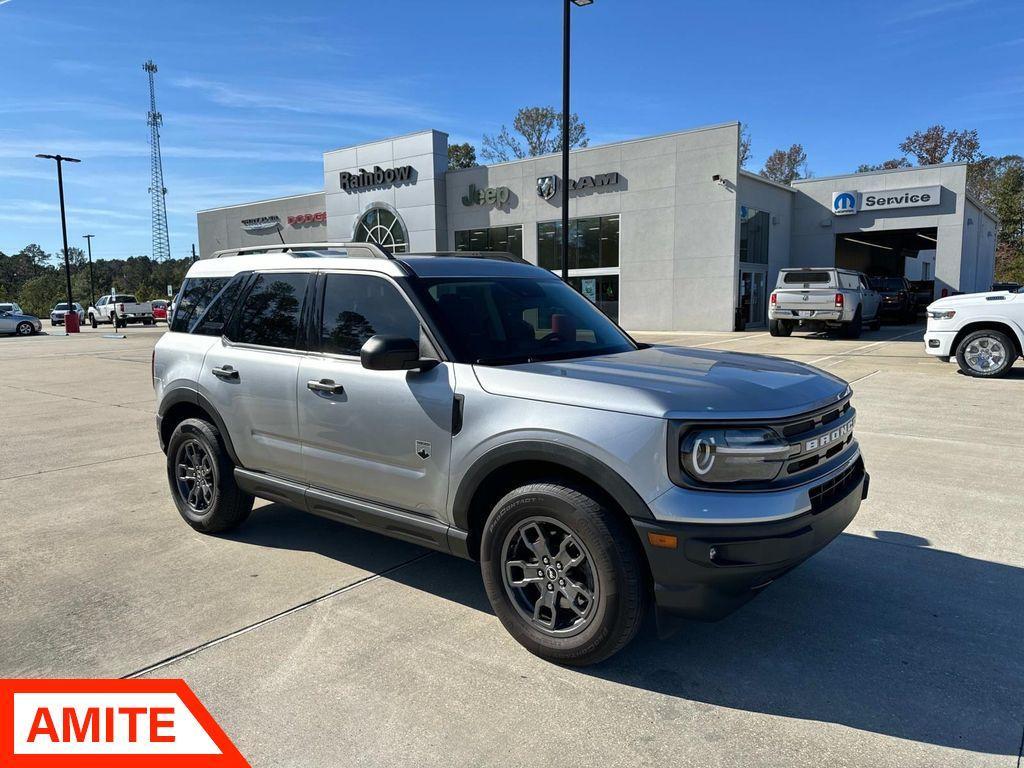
<box><xmin>480</xmin><ymin>482</ymin><xmax>648</xmax><ymax>666</ymax></box>
<box><xmin>166</xmin><ymin>418</ymin><xmax>253</xmax><ymax>533</ymax></box>
<box><xmin>841</xmin><ymin>309</ymin><xmax>863</xmax><ymax>339</ymax></box>
<box><xmin>769</xmin><ymin>319</ymin><xmax>792</xmax><ymax>337</ymax></box>
<box><xmin>955</xmin><ymin>330</ymin><xmax>1017</xmax><ymax>378</ymax></box>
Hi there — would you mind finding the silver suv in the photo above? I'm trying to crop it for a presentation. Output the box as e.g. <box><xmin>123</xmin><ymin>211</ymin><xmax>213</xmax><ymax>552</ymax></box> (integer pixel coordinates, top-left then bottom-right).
<box><xmin>154</xmin><ymin>243</ymin><xmax>868</xmax><ymax>665</ymax></box>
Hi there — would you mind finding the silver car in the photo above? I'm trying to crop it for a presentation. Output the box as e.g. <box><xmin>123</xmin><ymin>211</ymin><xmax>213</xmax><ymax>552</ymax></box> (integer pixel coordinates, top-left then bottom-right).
<box><xmin>0</xmin><ymin>306</ymin><xmax>43</xmax><ymax>336</ymax></box>
<box><xmin>154</xmin><ymin>243</ymin><xmax>868</xmax><ymax>665</ymax></box>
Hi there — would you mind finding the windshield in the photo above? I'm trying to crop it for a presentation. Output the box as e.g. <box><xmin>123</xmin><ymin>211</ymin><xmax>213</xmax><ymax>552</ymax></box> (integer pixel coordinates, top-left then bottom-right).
<box><xmin>869</xmin><ymin>277</ymin><xmax>905</xmax><ymax>291</ymax></box>
<box><xmin>0</xmin><ymin>304</ymin><xmax>15</xmax><ymax>312</ymax></box>
<box><xmin>54</xmin><ymin>303</ymin><xmax>71</xmax><ymax>310</ymax></box>
<box><xmin>415</xmin><ymin>276</ymin><xmax>636</xmax><ymax>365</ymax></box>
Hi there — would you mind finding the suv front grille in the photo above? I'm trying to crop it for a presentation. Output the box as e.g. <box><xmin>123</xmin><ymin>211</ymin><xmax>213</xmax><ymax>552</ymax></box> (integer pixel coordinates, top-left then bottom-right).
<box><xmin>809</xmin><ymin>458</ymin><xmax>864</xmax><ymax>513</ymax></box>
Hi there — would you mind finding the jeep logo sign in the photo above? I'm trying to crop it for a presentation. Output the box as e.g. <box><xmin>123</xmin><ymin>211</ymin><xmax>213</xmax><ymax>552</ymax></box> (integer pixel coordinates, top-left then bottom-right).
<box><xmin>462</xmin><ymin>184</ymin><xmax>511</xmax><ymax>207</ymax></box>
<box><xmin>832</xmin><ymin>192</ymin><xmax>858</xmax><ymax>216</ymax></box>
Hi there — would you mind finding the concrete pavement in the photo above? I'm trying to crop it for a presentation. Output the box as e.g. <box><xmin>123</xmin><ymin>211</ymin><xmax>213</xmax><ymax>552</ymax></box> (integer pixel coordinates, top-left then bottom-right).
<box><xmin>1</xmin><ymin>323</ymin><xmax>1020</xmax><ymax>767</ymax></box>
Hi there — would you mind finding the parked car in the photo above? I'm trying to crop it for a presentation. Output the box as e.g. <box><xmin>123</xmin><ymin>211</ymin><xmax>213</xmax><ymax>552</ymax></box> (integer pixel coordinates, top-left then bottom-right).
<box><xmin>769</xmin><ymin>267</ymin><xmax>881</xmax><ymax>338</ymax></box>
<box><xmin>924</xmin><ymin>287</ymin><xmax>1023</xmax><ymax>377</ymax></box>
<box><xmin>909</xmin><ymin>280</ymin><xmax>935</xmax><ymax>314</ymax></box>
<box><xmin>868</xmin><ymin>276</ymin><xmax>917</xmax><ymax>323</ymax></box>
<box><xmin>87</xmin><ymin>294</ymin><xmax>155</xmax><ymax>328</ymax></box>
<box><xmin>0</xmin><ymin>306</ymin><xmax>42</xmax><ymax>336</ymax></box>
<box><xmin>154</xmin><ymin>242</ymin><xmax>868</xmax><ymax>666</ymax></box>
<box><xmin>991</xmin><ymin>281</ymin><xmax>1021</xmax><ymax>293</ymax></box>
<box><xmin>49</xmin><ymin>302</ymin><xmax>85</xmax><ymax>326</ymax></box>
<box><xmin>152</xmin><ymin>299</ymin><xmax>169</xmax><ymax>323</ymax></box>
<box><xmin>0</xmin><ymin>302</ymin><xmax>25</xmax><ymax>315</ymax></box>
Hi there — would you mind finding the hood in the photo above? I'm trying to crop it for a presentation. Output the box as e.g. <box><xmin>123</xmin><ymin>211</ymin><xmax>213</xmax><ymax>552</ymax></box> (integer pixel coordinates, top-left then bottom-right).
<box><xmin>472</xmin><ymin>345</ymin><xmax>849</xmax><ymax>420</ymax></box>
<box><xmin>928</xmin><ymin>291</ymin><xmax>1022</xmax><ymax>311</ymax></box>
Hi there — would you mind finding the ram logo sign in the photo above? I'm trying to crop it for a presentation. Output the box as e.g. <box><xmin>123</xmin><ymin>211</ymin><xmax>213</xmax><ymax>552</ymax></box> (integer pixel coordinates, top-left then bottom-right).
<box><xmin>832</xmin><ymin>191</ymin><xmax>859</xmax><ymax>216</ymax></box>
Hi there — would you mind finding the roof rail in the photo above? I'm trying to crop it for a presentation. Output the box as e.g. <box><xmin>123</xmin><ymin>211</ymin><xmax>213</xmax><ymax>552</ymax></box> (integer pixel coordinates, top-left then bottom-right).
<box><xmin>207</xmin><ymin>242</ymin><xmax>389</xmax><ymax>260</ymax></box>
<box><xmin>404</xmin><ymin>250</ymin><xmax>528</xmax><ymax>264</ymax></box>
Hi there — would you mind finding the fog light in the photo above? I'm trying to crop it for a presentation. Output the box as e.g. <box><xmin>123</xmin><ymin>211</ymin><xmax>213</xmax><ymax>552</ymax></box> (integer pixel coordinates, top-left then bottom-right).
<box><xmin>928</xmin><ymin>339</ymin><xmax>940</xmax><ymax>348</ymax></box>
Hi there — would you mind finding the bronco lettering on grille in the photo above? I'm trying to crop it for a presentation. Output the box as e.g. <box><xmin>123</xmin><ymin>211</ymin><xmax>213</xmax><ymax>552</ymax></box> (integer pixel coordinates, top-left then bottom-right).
<box><xmin>803</xmin><ymin>418</ymin><xmax>855</xmax><ymax>453</ymax></box>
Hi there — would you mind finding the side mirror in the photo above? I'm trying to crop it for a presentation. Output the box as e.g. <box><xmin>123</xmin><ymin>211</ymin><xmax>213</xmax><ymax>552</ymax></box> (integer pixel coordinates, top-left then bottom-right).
<box><xmin>360</xmin><ymin>335</ymin><xmax>438</xmax><ymax>371</ymax></box>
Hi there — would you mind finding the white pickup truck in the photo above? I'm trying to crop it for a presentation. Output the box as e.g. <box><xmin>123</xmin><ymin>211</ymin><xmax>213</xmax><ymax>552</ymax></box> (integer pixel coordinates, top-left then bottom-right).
<box><xmin>924</xmin><ymin>287</ymin><xmax>1023</xmax><ymax>377</ymax></box>
<box><xmin>87</xmin><ymin>294</ymin><xmax>155</xmax><ymax>328</ymax></box>
<box><xmin>769</xmin><ymin>267</ymin><xmax>881</xmax><ymax>338</ymax></box>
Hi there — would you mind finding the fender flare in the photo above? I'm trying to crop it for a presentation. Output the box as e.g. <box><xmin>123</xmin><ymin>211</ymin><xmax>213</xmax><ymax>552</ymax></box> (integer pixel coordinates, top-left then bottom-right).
<box><xmin>451</xmin><ymin>440</ymin><xmax>654</xmax><ymax>532</ymax></box>
<box><xmin>158</xmin><ymin>387</ymin><xmax>242</xmax><ymax>466</ymax></box>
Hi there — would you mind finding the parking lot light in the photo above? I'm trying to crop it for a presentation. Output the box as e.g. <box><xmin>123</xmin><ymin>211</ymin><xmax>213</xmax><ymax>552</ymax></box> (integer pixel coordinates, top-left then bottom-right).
<box><xmin>35</xmin><ymin>153</ymin><xmax>82</xmax><ymax>334</ymax></box>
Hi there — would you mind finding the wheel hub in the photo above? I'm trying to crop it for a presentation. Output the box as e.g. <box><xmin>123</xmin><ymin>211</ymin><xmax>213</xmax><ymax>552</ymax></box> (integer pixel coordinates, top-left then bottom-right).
<box><xmin>501</xmin><ymin>517</ymin><xmax>599</xmax><ymax>637</ymax></box>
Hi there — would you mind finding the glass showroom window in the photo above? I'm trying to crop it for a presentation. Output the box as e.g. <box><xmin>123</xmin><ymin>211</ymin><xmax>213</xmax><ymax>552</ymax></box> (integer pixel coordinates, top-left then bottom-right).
<box><xmin>537</xmin><ymin>215</ymin><xmax>619</xmax><ymax>271</ymax></box>
<box><xmin>454</xmin><ymin>225</ymin><xmax>523</xmax><ymax>258</ymax></box>
<box><xmin>355</xmin><ymin>207</ymin><xmax>408</xmax><ymax>254</ymax></box>
<box><xmin>569</xmin><ymin>274</ymin><xmax>620</xmax><ymax>323</ymax></box>
<box><xmin>739</xmin><ymin>206</ymin><xmax>769</xmax><ymax>265</ymax></box>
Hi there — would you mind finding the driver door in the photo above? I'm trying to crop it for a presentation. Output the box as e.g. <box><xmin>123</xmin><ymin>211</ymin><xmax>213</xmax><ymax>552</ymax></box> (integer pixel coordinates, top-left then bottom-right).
<box><xmin>297</xmin><ymin>271</ymin><xmax>455</xmax><ymax>520</ymax></box>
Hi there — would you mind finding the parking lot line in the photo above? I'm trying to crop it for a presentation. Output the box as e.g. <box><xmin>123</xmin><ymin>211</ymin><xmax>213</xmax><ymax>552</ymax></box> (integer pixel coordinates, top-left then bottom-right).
<box><xmin>808</xmin><ymin>328</ymin><xmax>924</xmax><ymax>365</ymax></box>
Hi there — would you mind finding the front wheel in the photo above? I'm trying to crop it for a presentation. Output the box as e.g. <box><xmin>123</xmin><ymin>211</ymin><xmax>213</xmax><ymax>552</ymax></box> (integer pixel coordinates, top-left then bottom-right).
<box><xmin>166</xmin><ymin>418</ymin><xmax>253</xmax><ymax>533</ymax></box>
<box><xmin>480</xmin><ymin>482</ymin><xmax>648</xmax><ymax>666</ymax></box>
<box><xmin>16</xmin><ymin>321</ymin><xmax>34</xmax><ymax>336</ymax></box>
<box><xmin>89</xmin><ymin>314</ymin><xmax>97</xmax><ymax>328</ymax></box>
<box><xmin>955</xmin><ymin>330</ymin><xmax>1017</xmax><ymax>378</ymax></box>
<box><xmin>769</xmin><ymin>319</ymin><xmax>792</xmax><ymax>337</ymax></box>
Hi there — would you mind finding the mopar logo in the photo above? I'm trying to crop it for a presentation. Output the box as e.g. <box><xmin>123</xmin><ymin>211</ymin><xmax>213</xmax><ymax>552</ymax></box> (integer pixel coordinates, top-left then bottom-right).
<box><xmin>832</xmin><ymin>192</ymin><xmax>858</xmax><ymax>216</ymax></box>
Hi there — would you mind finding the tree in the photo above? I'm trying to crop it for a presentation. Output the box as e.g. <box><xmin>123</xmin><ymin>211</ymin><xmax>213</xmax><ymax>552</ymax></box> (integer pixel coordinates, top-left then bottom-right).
<box><xmin>447</xmin><ymin>142</ymin><xmax>477</xmax><ymax>169</ymax></box>
<box><xmin>481</xmin><ymin>106</ymin><xmax>588</xmax><ymax>163</ymax></box>
<box><xmin>856</xmin><ymin>158</ymin><xmax>912</xmax><ymax>173</ymax></box>
<box><xmin>738</xmin><ymin>124</ymin><xmax>752</xmax><ymax>168</ymax></box>
<box><xmin>760</xmin><ymin>144</ymin><xmax>809</xmax><ymax>185</ymax></box>
<box><xmin>18</xmin><ymin>272</ymin><xmax>64</xmax><ymax>317</ymax></box>
<box><xmin>899</xmin><ymin>125</ymin><xmax>982</xmax><ymax>167</ymax></box>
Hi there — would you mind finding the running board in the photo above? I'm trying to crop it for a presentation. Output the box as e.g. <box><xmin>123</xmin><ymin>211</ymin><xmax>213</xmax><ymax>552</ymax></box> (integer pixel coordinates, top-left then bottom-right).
<box><xmin>234</xmin><ymin>468</ymin><xmax>470</xmax><ymax>558</ymax></box>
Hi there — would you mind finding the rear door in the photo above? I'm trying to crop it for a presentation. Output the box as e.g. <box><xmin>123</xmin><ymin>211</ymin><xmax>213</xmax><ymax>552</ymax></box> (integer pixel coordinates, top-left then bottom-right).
<box><xmin>858</xmin><ymin>274</ymin><xmax>880</xmax><ymax>318</ymax></box>
<box><xmin>297</xmin><ymin>271</ymin><xmax>455</xmax><ymax>520</ymax></box>
<box><xmin>199</xmin><ymin>271</ymin><xmax>312</xmax><ymax>483</ymax></box>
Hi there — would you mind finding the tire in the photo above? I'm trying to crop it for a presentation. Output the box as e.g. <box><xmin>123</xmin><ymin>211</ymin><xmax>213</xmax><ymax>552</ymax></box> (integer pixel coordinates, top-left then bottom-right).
<box><xmin>16</xmin><ymin>321</ymin><xmax>34</xmax><ymax>336</ymax></box>
<box><xmin>89</xmin><ymin>314</ymin><xmax>97</xmax><ymax>329</ymax></box>
<box><xmin>166</xmin><ymin>418</ymin><xmax>253</xmax><ymax>533</ymax></box>
<box><xmin>955</xmin><ymin>329</ymin><xmax>1017</xmax><ymax>378</ymax></box>
<box><xmin>869</xmin><ymin>315</ymin><xmax>882</xmax><ymax>331</ymax></box>
<box><xmin>480</xmin><ymin>482</ymin><xmax>648</xmax><ymax>666</ymax></box>
<box><xmin>769</xmin><ymin>319</ymin><xmax>792</xmax><ymax>337</ymax></box>
<box><xmin>841</xmin><ymin>309</ymin><xmax>863</xmax><ymax>339</ymax></box>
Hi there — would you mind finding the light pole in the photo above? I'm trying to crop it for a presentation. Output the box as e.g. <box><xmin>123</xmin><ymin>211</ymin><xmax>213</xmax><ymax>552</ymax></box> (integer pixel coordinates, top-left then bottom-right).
<box><xmin>561</xmin><ymin>0</ymin><xmax>593</xmax><ymax>284</ymax></box>
<box><xmin>35</xmin><ymin>153</ymin><xmax>81</xmax><ymax>329</ymax></box>
<box><xmin>82</xmin><ymin>234</ymin><xmax>96</xmax><ymax>307</ymax></box>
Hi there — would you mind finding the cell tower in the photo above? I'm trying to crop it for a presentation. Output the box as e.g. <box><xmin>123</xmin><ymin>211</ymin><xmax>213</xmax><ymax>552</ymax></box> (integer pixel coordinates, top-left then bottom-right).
<box><xmin>143</xmin><ymin>60</ymin><xmax>171</xmax><ymax>261</ymax></box>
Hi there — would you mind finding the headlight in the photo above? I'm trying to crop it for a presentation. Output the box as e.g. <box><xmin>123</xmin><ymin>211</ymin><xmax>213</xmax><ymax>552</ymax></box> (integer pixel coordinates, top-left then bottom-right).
<box><xmin>928</xmin><ymin>310</ymin><xmax>956</xmax><ymax>319</ymax></box>
<box><xmin>680</xmin><ymin>427</ymin><xmax>791</xmax><ymax>484</ymax></box>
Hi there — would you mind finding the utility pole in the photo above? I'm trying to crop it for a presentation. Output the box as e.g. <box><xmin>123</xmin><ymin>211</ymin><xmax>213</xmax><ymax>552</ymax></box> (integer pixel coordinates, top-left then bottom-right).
<box><xmin>191</xmin><ymin>243</ymin><xmax>197</xmax><ymax>262</ymax></box>
<box><xmin>36</xmin><ymin>153</ymin><xmax>81</xmax><ymax>331</ymax></box>
<box><xmin>82</xmin><ymin>234</ymin><xmax>96</xmax><ymax>307</ymax></box>
<box><xmin>560</xmin><ymin>0</ymin><xmax>593</xmax><ymax>284</ymax></box>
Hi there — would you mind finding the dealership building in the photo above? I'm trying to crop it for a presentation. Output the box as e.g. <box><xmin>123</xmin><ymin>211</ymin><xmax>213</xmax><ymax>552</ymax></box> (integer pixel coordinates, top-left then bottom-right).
<box><xmin>197</xmin><ymin>123</ymin><xmax>998</xmax><ymax>332</ymax></box>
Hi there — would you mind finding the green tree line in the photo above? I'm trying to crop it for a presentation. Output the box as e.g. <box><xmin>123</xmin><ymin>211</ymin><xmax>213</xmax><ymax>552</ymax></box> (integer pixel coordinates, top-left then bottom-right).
<box><xmin>0</xmin><ymin>244</ymin><xmax>193</xmax><ymax>318</ymax></box>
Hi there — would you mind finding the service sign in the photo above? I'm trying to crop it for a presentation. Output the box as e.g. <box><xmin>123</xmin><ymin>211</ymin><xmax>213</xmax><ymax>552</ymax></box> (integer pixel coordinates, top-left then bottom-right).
<box><xmin>860</xmin><ymin>185</ymin><xmax>940</xmax><ymax>213</ymax></box>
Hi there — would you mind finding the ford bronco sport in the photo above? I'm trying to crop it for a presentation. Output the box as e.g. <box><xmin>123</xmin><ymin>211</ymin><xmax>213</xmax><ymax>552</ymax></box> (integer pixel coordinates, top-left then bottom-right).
<box><xmin>154</xmin><ymin>243</ymin><xmax>868</xmax><ymax>665</ymax></box>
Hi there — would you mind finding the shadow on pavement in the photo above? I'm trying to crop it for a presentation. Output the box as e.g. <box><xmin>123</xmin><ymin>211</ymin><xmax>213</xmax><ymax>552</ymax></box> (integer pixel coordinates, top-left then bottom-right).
<box><xmin>231</xmin><ymin>505</ymin><xmax>1023</xmax><ymax>757</ymax></box>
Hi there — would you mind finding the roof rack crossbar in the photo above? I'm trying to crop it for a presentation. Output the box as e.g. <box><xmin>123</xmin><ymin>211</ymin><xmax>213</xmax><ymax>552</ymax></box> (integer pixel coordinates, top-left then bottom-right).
<box><xmin>208</xmin><ymin>242</ymin><xmax>391</xmax><ymax>260</ymax></box>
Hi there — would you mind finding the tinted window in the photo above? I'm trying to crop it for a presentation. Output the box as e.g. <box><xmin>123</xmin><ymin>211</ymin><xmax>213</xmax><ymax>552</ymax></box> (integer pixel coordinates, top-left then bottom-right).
<box><xmin>193</xmin><ymin>273</ymin><xmax>247</xmax><ymax>336</ymax></box>
<box><xmin>112</xmin><ymin>294</ymin><xmax>136</xmax><ymax>303</ymax></box>
<box><xmin>417</xmin><ymin>276</ymin><xmax>635</xmax><ymax>365</ymax></box>
<box><xmin>783</xmin><ymin>271</ymin><xmax>832</xmax><ymax>285</ymax></box>
<box><xmin>320</xmin><ymin>274</ymin><xmax>420</xmax><ymax>356</ymax></box>
<box><xmin>232</xmin><ymin>272</ymin><xmax>310</xmax><ymax>349</ymax></box>
<box><xmin>171</xmin><ymin>277</ymin><xmax>229</xmax><ymax>333</ymax></box>
<box><xmin>869</xmin><ymin>277</ymin><xmax>906</xmax><ymax>291</ymax></box>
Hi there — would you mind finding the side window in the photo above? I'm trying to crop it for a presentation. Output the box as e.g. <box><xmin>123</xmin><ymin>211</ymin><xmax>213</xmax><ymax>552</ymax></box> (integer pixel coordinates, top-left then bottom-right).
<box><xmin>320</xmin><ymin>274</ymin><xmax>421</xmax><ymax>356</ymax></box>
<box><xmin>231</xmin><ymin>272</ymin><xmax>310</xmax><ymax>349</ymax></box>
<box><xmin>859</xmin><ymin>276</ymin><xmax>871</xmax><ymax>290</ymax></box>
<box><xmin>170</xmin><ymin>277</ymin><xmax>229</xmax><ymax>333</ymax></box>
<box><xmin>193</xmin><ymin>273</ymin><xmax>247</xmax><ymax>336</ymax></box>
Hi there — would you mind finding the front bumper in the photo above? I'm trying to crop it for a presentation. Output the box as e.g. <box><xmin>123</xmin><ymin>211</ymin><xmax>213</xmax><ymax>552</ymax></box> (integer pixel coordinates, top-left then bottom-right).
<box><xmin>923</xmin><ymin>330</ymin><xmax>955</xmax><ymax>357</ymax></box>
<box><xmin>633</xmin><ymin>457</ymin><xmax>867</xmax><ymax>620</ymax></box>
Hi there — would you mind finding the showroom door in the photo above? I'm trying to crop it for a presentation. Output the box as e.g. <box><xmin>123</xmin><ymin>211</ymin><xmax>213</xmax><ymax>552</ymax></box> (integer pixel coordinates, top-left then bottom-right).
<box><xmin>738</xmin><ymin>270</ymin><xmax>767</xmax><ymax>328</ymax></box>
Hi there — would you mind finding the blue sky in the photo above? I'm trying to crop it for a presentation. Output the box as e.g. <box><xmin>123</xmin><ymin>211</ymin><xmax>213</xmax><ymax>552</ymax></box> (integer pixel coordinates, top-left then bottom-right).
<box><xmin>1</xmin><ymin>0</ymin><xmax>1021</xmax><ymax>261</ymax></box>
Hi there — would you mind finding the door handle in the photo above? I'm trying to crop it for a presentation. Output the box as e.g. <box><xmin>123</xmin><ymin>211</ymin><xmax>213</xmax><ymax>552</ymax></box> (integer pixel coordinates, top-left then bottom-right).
<box><xmin>212</xmin><ymin>365</ymin><xmax>239</xmax><ymax>380</ymax></box>
<box><xmin>307</xmin><ymin>378</ymin><xmax>344</xmax><ymax>395</ymax></box>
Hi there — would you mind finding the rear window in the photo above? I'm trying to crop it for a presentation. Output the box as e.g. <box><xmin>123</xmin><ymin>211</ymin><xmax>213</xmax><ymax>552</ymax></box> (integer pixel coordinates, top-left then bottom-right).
<box><xmin>170</xmin><ymin>277</ymin><xmax>230</xmax><ymax>333</ymax></box>
<box><xmin>783</xmin><ymin>271</ymin><xmax>832</xmax><ymax>285</ymax></box>
<box><xmin>229</xmin><ymin>272</ymin><xmax>310</xmax><ymax>349</ymax></box>
<box><xmin>112</xmin><ymin>294</ymin><xmax>137</xmax><ymax>303</ymax></box>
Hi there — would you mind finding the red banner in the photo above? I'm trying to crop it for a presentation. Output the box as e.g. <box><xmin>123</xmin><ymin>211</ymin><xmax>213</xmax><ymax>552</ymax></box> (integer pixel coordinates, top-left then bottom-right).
<box><xmin>0</xmin><ymin>679</ymin><xmax>249</xmax><ymax>767</ymax></box>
